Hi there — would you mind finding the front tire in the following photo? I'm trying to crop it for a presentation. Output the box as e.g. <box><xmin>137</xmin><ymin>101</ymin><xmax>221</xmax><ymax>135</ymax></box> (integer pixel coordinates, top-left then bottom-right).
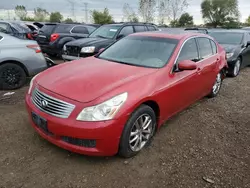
<box><xmin>229</xmin><ymin>58</ymin><xmax>241</xmax><ymax>77</ymax></box>
<box><xmin>208</xmin><ymin>72</ymin><xmax>222</xmax><ymax>98</ymax></box>
<box><xmin>0</xmin><ymin>63</ymin><xmax>27</xmax><ymax>90</ymax></box>
<box><xmin>119</xmin><ymin>105</ymin><xmax>156</xmax><ymax>158</ymax></box>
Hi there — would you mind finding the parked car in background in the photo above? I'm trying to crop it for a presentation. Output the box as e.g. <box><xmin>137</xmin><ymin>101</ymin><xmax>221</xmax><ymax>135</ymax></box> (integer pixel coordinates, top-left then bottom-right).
<box><xmin>36</xmin><ymin>23</ymin><xmax>100</xmax><ymax>57</ymax></box>
<box><xmin>26</xmin><ymin>32</ymin><xmax>227</xmax><ymax>157</ymax></box>
<box><xmin>0</xmin><ymin>21</ymin><xmax>34</xmax><ymax>40</ymax></box>
<box><xmin>209</xmin><ymin>30</ymin><xmax>250</xmax><ymax>77</ymax></box>
<box><xmin>184</xmin><ymin>27</ymin><xmax>208</xmax><ymax>34</ymax></box>
<box><xmin>24</xmin><ymin>22</ymin><xmax>40</xmax><ymax>40</ymax></box>
<box><xmin>62</xmin><ymin>22</ymin><xmax>159</xmax><ymax>61</ymax></box>
<box><xmin>0</xmin><ymin>33</ymin><xmax>48</xmax><ymax>90</ymax></box>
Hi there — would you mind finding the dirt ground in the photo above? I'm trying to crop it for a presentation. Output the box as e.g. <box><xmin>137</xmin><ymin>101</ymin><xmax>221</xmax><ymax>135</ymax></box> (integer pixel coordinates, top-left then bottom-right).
<box><xmin>0</xmin><ymin>68</ymin><xmax>249</xmax><ymax>188</ymax></box>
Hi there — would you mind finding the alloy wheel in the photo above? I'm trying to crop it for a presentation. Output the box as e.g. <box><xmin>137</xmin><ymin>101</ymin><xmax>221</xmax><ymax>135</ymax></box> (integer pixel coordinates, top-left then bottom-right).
<box><xmin>129</xmin><ymin>114</ymin><xmax>153</xmax><ymax>152</ymax></box>
<box><xmin>212</xmin><ymin>73</ymin><xmax>222</xmax><ymax>95</ymax></box>
<box><xmin>233</xmin><ymin>60</ymin><xmax>241</xmax><ymax>76</ymax></box>
<box><xmin>2</xmin><ymin>67</ymin><xmax>22</xmax><ymax>87</ymax></box>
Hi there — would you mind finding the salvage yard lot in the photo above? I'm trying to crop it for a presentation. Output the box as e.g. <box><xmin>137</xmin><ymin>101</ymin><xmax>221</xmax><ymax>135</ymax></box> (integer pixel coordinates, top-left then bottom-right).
<box><xmin>0</xmin><ymin>68</ymin><xmax>249</xmax><ymax>188</ymax></box>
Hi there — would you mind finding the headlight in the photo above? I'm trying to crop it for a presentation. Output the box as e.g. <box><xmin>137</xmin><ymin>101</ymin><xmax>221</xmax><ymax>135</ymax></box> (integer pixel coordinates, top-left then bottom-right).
<box><xmin>226</xmin><ymin>52</ymin><xmax>234</xmax><ymax>59</ymax></box>
<box><xmin>81</xmin><ymin>46</ymin><xmax>95</xmax><ymax>53</ymax></box>
<box><xmin>76</xmin><ymin>92</ymin><xmax>128</xmax><ymax>121</ymax></box>
<box><xmin>28</xmin><ymin>73</ymin><xmax>39</xmax><ymax>94</ymax></box>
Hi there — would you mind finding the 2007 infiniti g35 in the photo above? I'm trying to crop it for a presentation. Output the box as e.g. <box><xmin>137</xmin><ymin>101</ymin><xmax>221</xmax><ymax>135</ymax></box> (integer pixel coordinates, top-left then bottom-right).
<box><xmin>25</xmin><ymin>32</ymin><xmax>228</xmax><ymax>158</ymax></box>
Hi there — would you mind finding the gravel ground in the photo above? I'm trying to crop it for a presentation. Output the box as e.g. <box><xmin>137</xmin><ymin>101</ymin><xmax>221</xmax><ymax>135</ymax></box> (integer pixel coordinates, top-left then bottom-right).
<box><xmin>0</xmin><ymin>67</ymin><xmax>249</xmax><ymax>188</ymax></box>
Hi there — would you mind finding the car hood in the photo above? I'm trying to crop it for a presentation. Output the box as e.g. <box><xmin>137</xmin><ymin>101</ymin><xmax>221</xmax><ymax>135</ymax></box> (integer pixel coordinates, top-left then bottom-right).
<box><xmin>220</xmin><ymin>44</ymin><xmax>239</xmax><ymax>53</ymax></box>
<box><xmin>66</xmin><ymin>37</ymin><xmax>113</xmax><ymax>47</ymax></box>
<box><xmin>36</xmin><ymin>57</ymin><xmax>158</xmax><ymax>103</ymax></box>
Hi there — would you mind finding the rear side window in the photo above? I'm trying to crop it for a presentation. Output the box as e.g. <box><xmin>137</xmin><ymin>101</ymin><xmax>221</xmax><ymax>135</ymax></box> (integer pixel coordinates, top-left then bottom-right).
<box><xmin>40</xmin><ymin>24</ymin><xmax>56</xmax><ymax>34</ymax></box>
<box><xmin>134</xmin><ymin>26</ymin><xmax>145</xmax><ymax>32</ymax></box>
<box><xmin>147</xmin><ymin>26</ymin><xmax>156</xmax><ymax>31</ymax></box>
<box><xmin>54</xmin><ymin>25</ymin><xmax>73</xmax><ymax>33</ymax></box>
<box><xmin>177</xmin><ymin>38</ymin><xmax>199</xmax><ymax>62</ymax></box>
<box><xmin>71</xmin><ymin>26</ymin><xmax>89</xmax><ymax>34</ymax></box>
<box><xmin>118</xmin><ymin>26</ymin><xmax>134</xmax><ymax>37</ymax></box>
<box><xmin>210</xmin><ymin>40</ymin><xmax>217</xmax><ymax>54</ymax></box>
<box><xmin>197</xmin><ymin>38</ymin><xmax>213</xmax><ymax>59</ymax></box>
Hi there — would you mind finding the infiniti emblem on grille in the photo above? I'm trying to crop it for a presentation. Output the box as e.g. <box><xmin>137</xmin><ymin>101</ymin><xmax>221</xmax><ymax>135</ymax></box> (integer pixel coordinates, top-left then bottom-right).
<box><xmin>41</xmin><ymin>100</ymin><xmax>48</xmax><ymax>108</ymax></box>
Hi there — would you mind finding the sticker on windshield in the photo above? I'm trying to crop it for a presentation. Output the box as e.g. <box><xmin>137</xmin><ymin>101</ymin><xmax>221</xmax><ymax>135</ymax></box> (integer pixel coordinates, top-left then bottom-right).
<box><xmin>110</xmin><ymin>29</ymin><xmax>117</xmax><ymax>32</ymax></box>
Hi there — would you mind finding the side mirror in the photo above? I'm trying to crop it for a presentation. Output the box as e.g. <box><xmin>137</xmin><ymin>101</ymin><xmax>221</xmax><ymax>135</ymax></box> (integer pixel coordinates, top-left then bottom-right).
<box><xmin>178</xmin><ymin>60</ymin><xmax>197</xmax><ymax>71</ymax></box>
<box><xmin>117</xmin><ymin>34</ymin><xmax>125</xmax><ymax>40</ymax></box>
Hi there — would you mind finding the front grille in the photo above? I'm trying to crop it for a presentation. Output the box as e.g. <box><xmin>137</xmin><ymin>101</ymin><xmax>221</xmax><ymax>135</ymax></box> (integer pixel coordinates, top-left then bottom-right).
<box><xmin>66</xmin><ymin>45</ymin><xmax>80</xmax><ymax>56</ymax></box>
<box><xmin>62</xmin><ymin>136</ymin><xmax>96</xmax><ymax>148</ymax></box>
<box><xmin>32</xmin><ymin>88</ymin><xmax>75</xmax><ymax>118</ymax></box>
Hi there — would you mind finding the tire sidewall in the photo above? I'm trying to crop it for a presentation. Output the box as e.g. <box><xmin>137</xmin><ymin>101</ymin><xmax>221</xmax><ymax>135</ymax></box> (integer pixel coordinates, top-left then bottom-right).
<box><xmin>0</xmin><ymin>63</ymin><xmax>26</xmax><ymax>90</ymax></box>
<box><xmin>208</xmin><ymin>72</ymin><xmax>222</xmax><ymax>98</ymax></box>
<box><xmin>232</xmin><ymin>58</ymin><xmax>241</xmax><ymax>77</ymax></box>
<box><xmin>119</xmin><ymin>105</ymin><xmax>156</xmax><ymax>158</ymax></box>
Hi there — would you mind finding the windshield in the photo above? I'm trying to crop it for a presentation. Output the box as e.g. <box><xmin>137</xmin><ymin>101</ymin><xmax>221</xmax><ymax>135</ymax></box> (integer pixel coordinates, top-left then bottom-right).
<box><xmin>209</xmin><ymin>32</ymin><xmax>244</xmax><ymax>45</ymax></box>
<box><xmin>89</xmin><ymin>25</ymin><xmax>121</xmax><ymax>39</ymax></box>
<box><xmin>98</xmin><ymin>36</ymin><xmax>178</xmax><ymax>68</ymax></box>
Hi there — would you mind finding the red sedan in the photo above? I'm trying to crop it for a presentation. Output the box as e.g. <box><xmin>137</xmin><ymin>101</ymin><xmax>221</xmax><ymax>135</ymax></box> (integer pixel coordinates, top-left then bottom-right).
<box><xmin>25</xmin><ymin>32</ymin><xmax>228</xmax><ymax>157</ymax></box>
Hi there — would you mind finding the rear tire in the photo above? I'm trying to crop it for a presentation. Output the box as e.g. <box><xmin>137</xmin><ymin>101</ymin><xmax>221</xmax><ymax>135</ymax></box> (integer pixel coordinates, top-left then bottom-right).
<box><xmin>118</xmin><ymin>105</ymin><xmax>156</xmax><ymax>158</ymax></box>
<box><xmin>0</xmin><ymin>63</ymin><xmax>27</xmax><ymax>90</ymax></box>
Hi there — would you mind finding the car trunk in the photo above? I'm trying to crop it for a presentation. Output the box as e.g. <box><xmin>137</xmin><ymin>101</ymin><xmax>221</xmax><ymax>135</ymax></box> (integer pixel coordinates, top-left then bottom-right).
<box><xmin>37</xmin><ymin>24</ymin><xmax>56</xmax><ymax>45</ymax></box>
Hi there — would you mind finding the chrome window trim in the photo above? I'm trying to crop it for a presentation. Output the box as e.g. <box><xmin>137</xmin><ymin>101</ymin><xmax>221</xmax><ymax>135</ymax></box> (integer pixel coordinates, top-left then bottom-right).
<box><xmin>0</xmin><ymin>36</ymin><xmax>4</xmax><ymax>42</ymax></box>
<box><xmin>171</xmin><ymin>36</ymin><xmax>218</xmax><ymax>73</ymax></box>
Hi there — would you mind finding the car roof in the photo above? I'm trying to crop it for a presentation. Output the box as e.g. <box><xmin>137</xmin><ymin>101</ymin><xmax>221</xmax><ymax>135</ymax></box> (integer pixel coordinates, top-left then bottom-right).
<box><xmin>209</xmin><ymin>29</ymin><xmax>247</xmax><ymax>33</ymax></box>
<box><xmin>131</xmin><ymin>31</ymin><xmax>209</xmax><ymax>40</ymax></box>
<box><xmin>104</xmin><ymin>22</ymin><xmax>157</xmax><ymax>26</ymax></box>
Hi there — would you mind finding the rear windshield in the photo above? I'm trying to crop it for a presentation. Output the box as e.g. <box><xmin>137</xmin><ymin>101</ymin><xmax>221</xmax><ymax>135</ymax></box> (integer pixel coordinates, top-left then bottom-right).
<box><xmin>11</xmin><ymin>23</ymin><xmax>31</xmax><ymax>32</ymax></box>
<box><xmin>55</xmin><ymin>24</ymin><xmax>74</xmax><ymax>33</ymax></box>
<box><xmin>40</xmin><ymin>24</ymin><xmax>56</xmax><ymax>34</ymax></box>
<box><xmin>98</xmin><ymin>36</ymin><xmax>178</xmax><ymax>68</ymax></box>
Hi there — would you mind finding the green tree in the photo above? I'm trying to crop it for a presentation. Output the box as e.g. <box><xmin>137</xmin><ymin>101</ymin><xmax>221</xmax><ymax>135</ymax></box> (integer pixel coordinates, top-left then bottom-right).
<box><xmin>223</xmin><ymin>17</ymin><xmax>240</xmax><ymax>28</ymax></box>
<box><xmin>34</xmin><ymin>8</ymin><xmax>49</xmax><ymax>22</ymax></box>
<box><xmin>246</xmin><ymin>15</ymin><xmax>250</xmax><ymax>26</ymax></box>
<box><xmin>91</xmin><ymin>8</ymin><xmax>113</xmax><ymax>24</ymax></box>
<box><xmin>23</xmin><ymin>17</ymin><xmax>35</xmax><ymax>21</ymax></box>
<box><xmin>178</xmin><ymin>13</ymin><xmax>193</xmax><ymax>27</ymax></box>
<box><xmin>201</xmin><ymin>0</ymin><xmax>240</xmax><ymax>28</ymax></box>
<box><xmin>50</xmin><ymin>12</ymin><xmax>63</xmax><ymax>22</ymax></box>
<box><xmin>15</xmin><ymin>5</ymin><xmax>27</xmax><ymax>20</ymax></box>
<box><xmin>170</xmin><ymin>20</ymin><xmax>179</xmax><ymax>27</ymax></box>
<box><xmin>64</xmin><ymin>18</ymin><xmax>74</xmax><ymax>23</ymax></box>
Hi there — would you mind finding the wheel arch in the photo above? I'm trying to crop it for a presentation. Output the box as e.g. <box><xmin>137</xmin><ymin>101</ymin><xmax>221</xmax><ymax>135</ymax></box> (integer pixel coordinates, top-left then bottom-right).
<box><xmin>0</xmin><ymin>60</ymin><xmax>29</xmax><ymax>76</ymax></box>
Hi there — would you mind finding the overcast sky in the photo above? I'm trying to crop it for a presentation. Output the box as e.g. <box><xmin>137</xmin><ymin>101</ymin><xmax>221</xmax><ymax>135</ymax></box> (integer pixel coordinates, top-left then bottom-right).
<box><xmin>0</xmin><ymin>0</ymin><xmax>249</xmax><ymax>24</ymax></box>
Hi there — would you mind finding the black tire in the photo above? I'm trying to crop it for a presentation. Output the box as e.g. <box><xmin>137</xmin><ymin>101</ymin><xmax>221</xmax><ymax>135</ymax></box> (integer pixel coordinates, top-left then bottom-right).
<box><xmin>207</xmin><ymin>72</ymin><xmax>222</xmax><ymax>98</ymax></box>
<box><xmin>228</xmin><ymin>57</ymin><xmax>241</xmax><ymax>77</ymax></box>
<box><xmin>119</xmin><ymin>105</ymin><xmax>157</xmax><ymax>158</ymax></box>
<box><xmin>0</xmin><ymin>63</ymin><xmax>27</xmax><ymax>90</ymax></box>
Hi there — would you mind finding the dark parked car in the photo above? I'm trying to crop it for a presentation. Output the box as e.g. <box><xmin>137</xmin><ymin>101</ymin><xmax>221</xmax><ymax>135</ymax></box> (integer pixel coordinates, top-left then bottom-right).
<box><xmin>209</xmin><ymin>30</ymin><xmax>250</xmax><ymax>77</ymax></box>
<box><xmin>36</xmin><ymin>23</ymin><xmax>100</xmax><ymax>57</ymax></box>
<box><xmin>62</xmin><ymin>22</ymin><xmax>159</xmax><ymax>61</ymax></box>
<box><xmin>0</xmin><ymin>21</ymin><xmax>34</xmax><ymax>40</ymax></box>
<box><xmin>184</xmin><ymin>27</ymin><xmax>208</xmax><ymax>34</ymax></box>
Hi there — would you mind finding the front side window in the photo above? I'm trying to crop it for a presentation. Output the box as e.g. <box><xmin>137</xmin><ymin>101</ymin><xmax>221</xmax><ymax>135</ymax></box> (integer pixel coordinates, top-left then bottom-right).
<box><xmin>89</xmin><ymin>25</ymin><xmax>121</xmax><ymax>39</ymax></box>
<box><xmin>98</xmin><ymin>36</ymin><xmax>178</xmax><ymax>68</ymax></box>
<box><xmin>197</xmin><ymin>38</ymin><xmax>213</xmax><ymax>59</ymax></box>
<box><xmin>118</xmin><ymin>26</ymin><xmax>134</xmax><ymax>37</ymax></box>
<box><xmin>177</xmin><ymin>38</ymin><xmax>199</xmax><ymax>62</ymax></box>
<box><xmin>209</xmin><ymin>32</ymin><xmax>244</xmax><ymax>45</ymax></box>
<box><xmin>71</xmin><ymin>26</ymin><xmax>88</xmax><ymax>34</ymax></box>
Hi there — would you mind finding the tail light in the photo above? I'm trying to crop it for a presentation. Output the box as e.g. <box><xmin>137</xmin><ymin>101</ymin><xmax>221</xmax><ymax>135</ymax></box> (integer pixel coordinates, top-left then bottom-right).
<box><xmin>50</xmin><ymin>33</ymin><xmax>59</xmax><ymax>42</ymax></box>
<box><xmin>27</xmin><ymin>45</ymin><xmax>41</xmax><ymax>53</ymax></box>
<box><xmin>27</xmin><ymin>33</ymin><xmax>33</xmax><ymax>40</ymax></box>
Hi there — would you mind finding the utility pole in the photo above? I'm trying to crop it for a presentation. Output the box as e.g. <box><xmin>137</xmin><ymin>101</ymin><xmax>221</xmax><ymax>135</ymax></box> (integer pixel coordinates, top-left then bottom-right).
<box><xmin>67</xmin><ymin>0</ymin><xmax>76</xmax><ymax>21</ymax></box>
<box><xmin>84</xmin><ymin>2</ymin><xmax>88</xmax><ymax>23</ymax></box>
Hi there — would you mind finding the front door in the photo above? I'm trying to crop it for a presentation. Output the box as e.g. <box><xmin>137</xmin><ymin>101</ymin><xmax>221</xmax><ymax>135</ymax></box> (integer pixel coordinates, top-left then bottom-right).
<box><xmin>241</xmin><ymin>32</ymin><xmax>250</xmax><ymax>67</ymax></box>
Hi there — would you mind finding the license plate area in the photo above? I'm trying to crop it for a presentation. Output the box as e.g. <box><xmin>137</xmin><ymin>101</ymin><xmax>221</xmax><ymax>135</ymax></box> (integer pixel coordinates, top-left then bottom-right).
<box><xmin>31</xmin><ymin>112</ymin><xmax>53</xmax><ymax>135</ymax></box>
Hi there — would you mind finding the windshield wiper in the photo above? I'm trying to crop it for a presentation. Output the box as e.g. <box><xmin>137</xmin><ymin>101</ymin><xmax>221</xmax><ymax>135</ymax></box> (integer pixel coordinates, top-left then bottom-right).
<box><xmin>95</xmin><ymin>35</ymin><xmax>107</xmax><ymax>39</ymax></box>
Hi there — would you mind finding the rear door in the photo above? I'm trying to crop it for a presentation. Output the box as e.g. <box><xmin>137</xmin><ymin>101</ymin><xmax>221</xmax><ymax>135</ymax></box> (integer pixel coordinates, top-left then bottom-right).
<box><xmin>196</xmin><ymin>37</ymin><xmax>219</xmax><ymax>96</ymax></box>
<box><xmin>37</xmin><ymin>24</ymin><xmax>56</xmax><ymax>45</ymax></box>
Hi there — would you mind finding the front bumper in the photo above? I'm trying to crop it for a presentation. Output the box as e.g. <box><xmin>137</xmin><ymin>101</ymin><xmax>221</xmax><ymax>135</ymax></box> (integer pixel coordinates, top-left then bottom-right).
<box><xmin>25</xmin><ymin>89</ymin><xmax>127</xmax><ymax>156</ymax></box>
<box><xmin>62</xmin><ymin>54</ymin><xmax>80</xmax><ymax>61</ymax></box>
